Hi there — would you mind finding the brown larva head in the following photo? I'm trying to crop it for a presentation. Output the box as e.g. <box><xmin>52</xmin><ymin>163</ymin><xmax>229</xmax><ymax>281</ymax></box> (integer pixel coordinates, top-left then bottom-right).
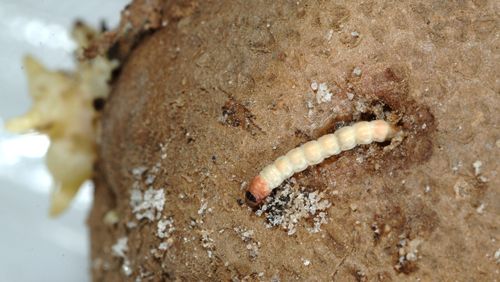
<box><xmin>245</xmin><ymin>191</ymin><xmax>259</xmax><ymax>207</ymax></box>
<box><xmin>246</xmin><ymin>175</ymin><xmax>270</xmax><ymax>206</ymax></box>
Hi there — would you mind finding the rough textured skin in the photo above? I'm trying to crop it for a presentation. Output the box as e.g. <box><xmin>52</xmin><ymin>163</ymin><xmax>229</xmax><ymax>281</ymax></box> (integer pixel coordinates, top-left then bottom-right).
<box><xmin>89</xmin><ymin>1</ymin><xmax>499</xmax><ymax>281</ymax></box>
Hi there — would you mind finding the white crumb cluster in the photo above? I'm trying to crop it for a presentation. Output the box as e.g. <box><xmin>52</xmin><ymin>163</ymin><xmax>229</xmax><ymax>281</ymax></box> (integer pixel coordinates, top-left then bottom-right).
<box><xmin>91</xmin><ymin>257</ymin><xmax>110</xmax><ymax>272</ymax></box>
<box><xmin>471</xmin><ymin>160</ymin><xmax>488</xmax><ymax>182</ymax></box>
<box><xmin>310</xmin><ymin>81</ymin><xmax>319</xmax><ymax>91</ymax></box>
<box><xmin>124</xmin><ymin>145</ymin><xmax>172</xmax><ymax>272</ymax></box>
<box><xmin>352</xmin><ymin>66</ymin><xmax>362</xmax><ymax>77</ymax></box>
<box><xmin>198</xmin><ymin>201</ymin><xmax>209</xmax><ymax>216</ymax></box>
<box><xmin>111</xmin><ymin>237</ymin><xmax>132</xmax><ymax>276</ymax></box>
<box><xmin>150</xmin><ymin>217</ymin><xmax>175</xmax><ymax>258</ymax></box>
<box><xmin>234</xmin><ymin>227</ymin><xmax>260</xmax><ymax>260</ymax></box>
<box><xmin>453</xmin><ymin>177</ymin><xmax>473</xmax><ymax>199</ymax></box>
<box><xmin>476</xmin><ymin>203</ymin><xmax>486</xmax><ymax>214</ymax></box>
<box><xmin>200</xmin><ymin>230</ymin><xmax>215</xmax><ymax>258</ymax></box>
<box><xmin>452</xmin><ymin>160</ymin><xmax>463</xmax><ymax>173</ymax></box>
<box><xmin>112</xmin><ymin>237</ymin><xmax>129</xmax><ymax>257</ymax></box>
<box><xmin>325</xmin><ymin>29</ymin><xmax>334</xmax><ymax>41</ymax></box>
<box><xmin>472</xmin><ymin>160</ymin><xmax>482</xmax><ymax>176</ymax></box>
<box><xmin>347</xmin><ymin>92</ymin><xmax>355</xmax><ymax>100</ymax></box>
<box><xmin>256</xmin><ymin>181</ymin><xmax>331</xmax><ymax>235</ymax></box>
<box><xmin>131</xmin><ymin>166</ymin><xmax>148</xmax><ymax>177</ymax></box>
<box><xmin>157</xmin><ymin>217</ymin><xmax>175</xmax><ymax>238</ymax></box>
<box><xmin>159</xmin><ymin>241</ymin><xmax>172</xmax><ymax>251</ymax></box>
<box><xmin>395</xmin><ymin>237</ymin><xmax>422</xmax><ymax>271</ymax></box>
<box><xmin>315</xmin><ymin>82</ymin><xmax>333</xmax><ymax>104</ymax></box>
<box><xmin>129</xmin><ymin>148</ymin><xmax>168</xmax><ymax>222</ymax></box>
<box><xmin>130</xmin><ymin>188</ymin><xmax>165</xmax><ymax>221</ymax></box>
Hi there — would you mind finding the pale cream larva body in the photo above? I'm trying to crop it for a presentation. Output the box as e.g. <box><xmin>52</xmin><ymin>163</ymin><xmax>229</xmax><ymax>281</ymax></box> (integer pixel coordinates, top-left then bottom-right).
<box><xmin>246</xmin><ymin>120</ymin><xmax>399</xmax><ymax>205</ymax></box>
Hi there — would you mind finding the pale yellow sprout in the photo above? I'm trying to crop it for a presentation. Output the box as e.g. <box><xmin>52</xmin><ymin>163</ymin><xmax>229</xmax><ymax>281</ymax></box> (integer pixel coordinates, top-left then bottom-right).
<box><xmin>5</xmin><ymin>24</ymin><xmax>118</xmax><ymax>216</ymax></box>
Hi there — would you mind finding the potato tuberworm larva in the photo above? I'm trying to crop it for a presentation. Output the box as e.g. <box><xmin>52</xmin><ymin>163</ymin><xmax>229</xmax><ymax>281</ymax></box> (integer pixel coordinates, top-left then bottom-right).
<box><xmin>246</xmin><ymin>120</ymin><xmax>399</xmax><ymax>205</ymax></box>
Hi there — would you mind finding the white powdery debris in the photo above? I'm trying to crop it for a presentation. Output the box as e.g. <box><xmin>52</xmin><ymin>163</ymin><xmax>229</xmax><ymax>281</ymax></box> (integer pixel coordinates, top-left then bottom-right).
<box><xmin>157</xmin><ymin>217</ymin><xmax>175</xmax><ymax>239</ymax></box>
<box><xmin>159</xmin><ymin>142</ymin><xmax>168</xmax><ymax>159</ymax></box>
<box><xmin>347</xmin><ymin>92</ymin><xmax>354</xmax><ymax>100</ymax></box>
<box><xmin>355</xmin><ymin>100</ymin><xmax>368</xmax><ymax>113</ymax></box>
<box><xmin>246</xmin><ymin>242</ymin><xmax>260</xmax><ymax>260</ymax></box>
<box><xmin>145</xmin><ymin>174</ymin><xmax>156</xmax><ymax>185</ymax></box>
<box><xmin>352</xmin><ymin>66</ymin><xmax>362</xmax><ymax>77</ymax></box>
<box><xmin>131</xmin><ymin>166</ymin><xmax>148</xmax><ymax>178</ymax></box>
<box><xmin>159</xmin><ymin>240</ymin><xmax>173</xmax><ymax>251</ymax></box>
<box><xmin>234</xmin><ymin>227</ymin><xmax>254</xmax><ymax>242</ymax></box>
<box><xmin>200</xmin><ymin>230</ymin><xmax>215</xmax><ymax>258</ymax></box>
<box><xmin>256</xmin><ymin>183</ymin><xmax>331</xmax><ymax>235</ymax></box>
<box><xmin>452</xmin><ymin>161</ymin><xmax>463</xmax><ymax>173</ymax></box>
<box><xmin>130</xmin><ymin>188</ymin><xmax>165</xmax><ymax>221</ymax></box>
<box><xmin>270</xmin><ymin>275</ymin><xmax>280</xmax><ymax>282</ymax></box>
<box><xmin>308</xmin><ymin>211</ymin><xmax>328</xmax><ymax>234</ymax></box>
<box><xmin>395</xmin><ymin>238</ymin><xmax>423</xmax><ymax>271</ymax></box>
<box><xmin>112</xmin><ymin>237</ymin><xmax>132</xmax><ymax>276</ymax></box>
<box><xmin>198</xmin><ymin>201</ymin><xmax>208</xmax><ymax>216</ymax></box>
<box><xmin>453</xmin><ymin>178</ymin><xmax>472</xmax><ymax>199</ymax></box>
<box><xmin>472</xmin><ymin>160</ymin><xmax>482</xmax><ymax>176</ymax></box>
<box><xmin>325</xmin><ymin>29</ymin><xmax>334</xmax><ymax>41</ymax></box>
<box><xmin>476</xmin><ymin>203</ymin><xmax>486</xmax><ymax>214</ymax></box>
<box><xmin>234</xmin><ymin>227</ymin><xmax>260</xmax><ymax>260</ymax></box>
<box><xmin>121</xmin><ymin>261</ymin><xmax>132</xmax><ymax>277</ymax></box>
<box><xmin>145</xmin><ymin>162</ymin><xmax>161</xmax><ymax>185</ymax></box>
<box><xmin>310</xmin><ymin>81</ymin><xmax>318</xmax><ymax>91</ymax></box>
<box><xmin>92</xmin><ymin>257</ymin><xmax>111</xmax><ymax>271</ymax></box>
<box><xmin>151</xmin><ymin>238</ymin><xmax>174</xmax><ymax>258</ymax></box>
<box><xmin>126</xmin><ymin>221</ymin><xmax>138</xmax><ymax>229</ymax></box>
<box><xmin>316</xmin><ymin>82</ymin><xmax>333</xmax><ymax>104</ymax></box>
<box><xmin>151</xmin><ymin>217</ymin><xmax>175</xmax><ymax>258</ymax></box>
<box><xmin>130</xmin><ymin>188</ymin><xmax>143</xmax><ymax>207</ymax></box>
<box><xmin>112</xmin><ymin>237</ymin><xmax>129</xmax><ymax>257</ymax></box>
<box><xmin>306</xmin><ymin>100</ymin><xmax>314</xmax><ymax>117</ymax></box>
<box><xmin>201</xmin><ymin>231</ymin><xmax>214</xmax><ymax>248</ymax></box>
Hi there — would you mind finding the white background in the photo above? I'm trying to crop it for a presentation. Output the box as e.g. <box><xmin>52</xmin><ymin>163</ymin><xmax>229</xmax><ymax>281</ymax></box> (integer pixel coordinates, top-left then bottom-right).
<box><xmin>0</xmin><ymin>1</ymin><xmax>128</xmax><ymax>281</ymax></box>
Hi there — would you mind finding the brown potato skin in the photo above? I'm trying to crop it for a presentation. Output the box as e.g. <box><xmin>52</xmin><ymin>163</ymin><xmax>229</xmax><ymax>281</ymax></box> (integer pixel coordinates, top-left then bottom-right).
<box><xmin>89</xmin><ymin>1</ymin><xmax>500</xmax><ymax>281</ymax></box>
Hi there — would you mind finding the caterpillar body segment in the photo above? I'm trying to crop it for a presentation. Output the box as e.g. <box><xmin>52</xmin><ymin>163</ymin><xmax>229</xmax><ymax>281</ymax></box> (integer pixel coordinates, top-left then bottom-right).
<box><xmin>246</xmin><ymin>120</ymin><xmax>398</xmax><ymax>206</ymax></box>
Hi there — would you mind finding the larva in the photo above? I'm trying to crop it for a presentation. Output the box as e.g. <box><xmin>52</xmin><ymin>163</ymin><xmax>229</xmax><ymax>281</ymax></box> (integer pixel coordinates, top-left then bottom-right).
<box><xmin>246</xmin><ymin>120</ymin><xmax>399</xmax><ymax>205</ymax></box>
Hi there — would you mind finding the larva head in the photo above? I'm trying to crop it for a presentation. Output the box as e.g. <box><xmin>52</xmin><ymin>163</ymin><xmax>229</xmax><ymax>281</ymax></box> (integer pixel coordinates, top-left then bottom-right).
<box><xmin>246</xmin><ymin>175</ymin><xmax>270</xmax><ymax>206</ymax></box>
